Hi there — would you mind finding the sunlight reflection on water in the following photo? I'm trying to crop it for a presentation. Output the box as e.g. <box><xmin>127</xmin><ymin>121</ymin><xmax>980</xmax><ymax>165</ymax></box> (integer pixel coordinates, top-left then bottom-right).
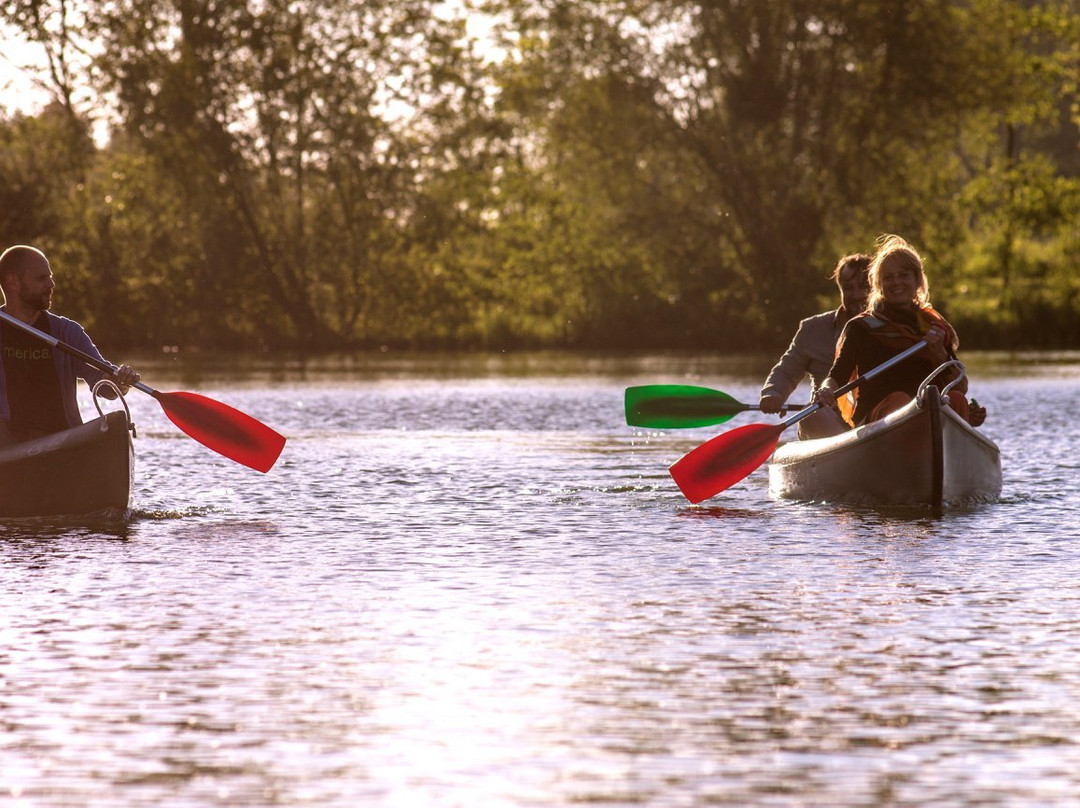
<box><xmin>1</xmin><ymin>353</ymin><xmax>1079</xmax><ymax>806</ymax></box>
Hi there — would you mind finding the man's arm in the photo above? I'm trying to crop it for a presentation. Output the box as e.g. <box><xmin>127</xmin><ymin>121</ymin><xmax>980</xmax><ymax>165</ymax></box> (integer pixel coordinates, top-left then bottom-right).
<box><xmin>57</xmin><ymin>318</ymin><xmax>139</xmax><ymax>396</ymax></box>
<box><xmin>760</xmin><ymin>319</ymin><xmax>815</xmax><ymax>410</ymax></box>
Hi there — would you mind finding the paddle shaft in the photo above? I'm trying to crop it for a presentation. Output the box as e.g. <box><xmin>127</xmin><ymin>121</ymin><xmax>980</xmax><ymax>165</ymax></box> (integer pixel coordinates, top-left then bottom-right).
<box><xmin>0</xmin><ymin>310</ymin><xmax>156</xmax><ymax>397</ymax></box>
<box><xmin>692</xmin><ymin>401</ymin><xmax>811</xmax><ymax>415</ymax></box>
<box><xmin>779</xmin><ymin>338</ymin><xmax>929</xmax><ymax>430</ymax></box>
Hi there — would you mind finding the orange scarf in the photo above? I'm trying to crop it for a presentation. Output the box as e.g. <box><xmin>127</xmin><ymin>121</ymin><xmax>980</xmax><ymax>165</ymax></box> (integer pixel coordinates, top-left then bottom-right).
<box><xmin>863</xmin><ymin>304</ymin><xmax>958</xmax><ymax>354</ymax></box>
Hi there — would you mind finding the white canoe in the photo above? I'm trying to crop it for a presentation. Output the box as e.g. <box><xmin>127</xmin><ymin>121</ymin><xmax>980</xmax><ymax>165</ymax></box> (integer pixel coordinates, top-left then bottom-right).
<box><xmin>768</xmin><ymin>364</ymin><xmax>1001</xmax><ymax>512</ymax></box>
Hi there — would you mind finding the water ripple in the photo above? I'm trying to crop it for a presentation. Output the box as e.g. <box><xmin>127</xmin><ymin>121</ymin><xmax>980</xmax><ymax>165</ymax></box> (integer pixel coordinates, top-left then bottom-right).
<box><xmin>0</xmin><ymin>367</ymin><xmax>1078</xmax><ymax>806</ymax></box>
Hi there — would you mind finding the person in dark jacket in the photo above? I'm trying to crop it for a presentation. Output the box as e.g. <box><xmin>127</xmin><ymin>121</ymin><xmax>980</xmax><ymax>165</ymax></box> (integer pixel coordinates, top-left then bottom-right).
<box><xmin>0</xmin><ymin>245</ymin><xmax>141</xmax><ymax>444</ymax></box>
<box><xmin>814</xmin><ymin>235</ymin><xmax>986</xmax><ymax>427</ymax></box>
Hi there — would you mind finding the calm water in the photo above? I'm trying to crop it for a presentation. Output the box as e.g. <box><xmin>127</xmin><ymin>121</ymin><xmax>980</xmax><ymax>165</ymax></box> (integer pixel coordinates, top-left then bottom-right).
<box><xmin>2</xmin><ymin>351</ymin><xmax>1080</xmax><ymax>807</ymax></box>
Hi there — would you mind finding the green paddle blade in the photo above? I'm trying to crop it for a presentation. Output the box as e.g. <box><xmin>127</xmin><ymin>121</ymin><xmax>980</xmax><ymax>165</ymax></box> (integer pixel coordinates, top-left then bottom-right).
<box><xmin>625</xmin><ymin>385</ymin><xmax>751</xmax><ymax>428</ymax></box>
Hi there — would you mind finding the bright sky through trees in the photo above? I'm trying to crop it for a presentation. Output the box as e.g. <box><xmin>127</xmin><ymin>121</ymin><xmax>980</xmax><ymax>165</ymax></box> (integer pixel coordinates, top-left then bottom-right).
<box><xmin>1</xmin><ymin>25</ymin><xmax>48</xmax><ymax>112</ymax></box>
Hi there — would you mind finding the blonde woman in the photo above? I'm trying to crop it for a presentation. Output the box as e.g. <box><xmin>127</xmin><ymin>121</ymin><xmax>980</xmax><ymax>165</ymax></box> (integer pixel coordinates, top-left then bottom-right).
<box><xmin>814</xmin><ymin>235</ymin><xmax>986</xmax><ymax>426</ymax></box>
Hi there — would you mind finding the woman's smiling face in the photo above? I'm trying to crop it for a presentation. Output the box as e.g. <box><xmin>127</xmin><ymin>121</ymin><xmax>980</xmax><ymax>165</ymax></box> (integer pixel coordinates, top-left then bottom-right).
<box><xmin>878</xmin><ymin>258</ymin><xmax>920</xmax><ymax>307</ymax></box>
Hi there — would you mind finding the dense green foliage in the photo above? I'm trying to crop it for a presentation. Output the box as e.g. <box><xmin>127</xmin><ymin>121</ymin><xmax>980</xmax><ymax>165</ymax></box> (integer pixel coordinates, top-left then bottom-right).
<box><xmin>2</xmin><ymin>0</ymin><xmax>1079</xmax><ymax>352</ymax></box>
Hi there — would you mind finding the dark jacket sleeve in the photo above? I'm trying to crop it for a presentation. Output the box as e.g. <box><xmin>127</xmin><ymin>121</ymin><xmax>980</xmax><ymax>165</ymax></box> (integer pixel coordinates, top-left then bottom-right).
<box><xmin>827</xmin><ymin>320</ymin><xmax>862</xmax><ymax>386</ymax></box>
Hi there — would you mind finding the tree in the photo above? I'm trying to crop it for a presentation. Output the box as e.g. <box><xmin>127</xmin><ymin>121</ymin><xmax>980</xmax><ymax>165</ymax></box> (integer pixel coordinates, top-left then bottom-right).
<box><xmin>483</xmin><ymin>0</ymin><xmax>1080</xmax><ymax>348</ymax></box>
<box><xmin>5</xmin><ymin>0</ymin><xmax>495</xmax><ymax>348</ymax></box>
<box><xmin>0</xmin><ymin>104</ymin><xmax>94</xmax><ymax>244</ymax></box>
<box><xmin>4</xmin><ymin>0</ymin><xmax>1080</xmax><ymax>350</ymax></box>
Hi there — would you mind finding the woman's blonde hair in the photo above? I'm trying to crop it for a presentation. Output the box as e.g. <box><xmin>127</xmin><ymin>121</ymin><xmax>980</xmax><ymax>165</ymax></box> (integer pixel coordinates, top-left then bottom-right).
<box><xmin>867</xmin><ymin>234</ymin><xmax>930</xmax><ymax>309</ymax></box>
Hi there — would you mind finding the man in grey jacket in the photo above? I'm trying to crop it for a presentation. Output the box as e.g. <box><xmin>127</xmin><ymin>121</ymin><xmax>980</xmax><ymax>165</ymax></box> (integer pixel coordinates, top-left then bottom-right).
<box><xmin>759</xmin><ymin>254</ymin><xmax>870</xmax><ymax>439</ymax></box>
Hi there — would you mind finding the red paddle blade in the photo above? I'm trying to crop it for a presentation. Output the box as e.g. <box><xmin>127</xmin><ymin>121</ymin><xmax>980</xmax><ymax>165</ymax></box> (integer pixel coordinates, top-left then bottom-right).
<box><xmin>155</xmin><ymin>391</ymin><xmax>286</xmax><ymax>473</ymax></box>
<box><xmin>669</xmin><ymin>423</ymin><xmax>784</xmax><ymax>503</ymax></box>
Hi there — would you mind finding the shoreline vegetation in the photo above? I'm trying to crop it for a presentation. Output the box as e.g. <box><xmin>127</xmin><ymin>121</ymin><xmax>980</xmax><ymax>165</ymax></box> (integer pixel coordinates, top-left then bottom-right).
<box><xmin>98</xmin><ymin>347</ymin><xmax>1080</xmax><ymax>389</ymax></box>
<box><xmin>3</xmin><ymin>1</ymin><xmax>1080</xmax><ymax>355</ymax></box>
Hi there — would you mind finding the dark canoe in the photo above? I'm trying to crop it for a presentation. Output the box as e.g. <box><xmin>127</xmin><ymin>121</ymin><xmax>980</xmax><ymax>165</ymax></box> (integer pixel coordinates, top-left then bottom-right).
<box><xmin>0</xmin><ymin>409</ymin><xmax>134</xmax><ymax>519</ymax></box>
<box><xmin>768</xmin><ymin>369</ymin><xmax>1002</xmax><ymax>513</ymax></box>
